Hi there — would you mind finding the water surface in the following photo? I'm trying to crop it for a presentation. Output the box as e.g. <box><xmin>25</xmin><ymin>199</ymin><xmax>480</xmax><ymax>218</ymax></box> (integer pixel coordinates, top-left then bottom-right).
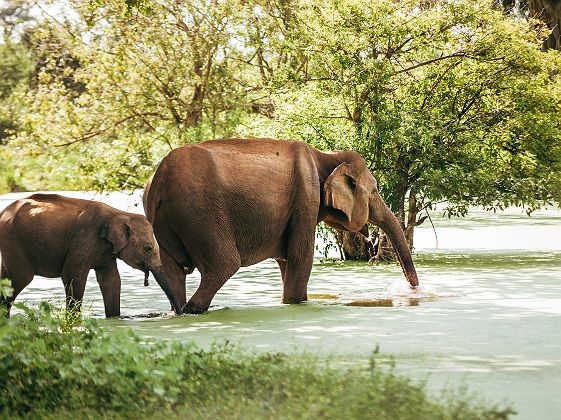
<box><xmin>1</xmin><ymin>191</ymin><xmax>560</xmax><ymax>419</ymax></box>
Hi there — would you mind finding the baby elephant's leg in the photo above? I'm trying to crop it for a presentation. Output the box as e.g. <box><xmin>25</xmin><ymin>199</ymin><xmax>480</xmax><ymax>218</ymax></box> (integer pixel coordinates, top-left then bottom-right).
<box><xmin>95</xmin><ymin>261</ymin><xmax>121</xmax><ymax>318</ymax></box>
<box><xmin>0</xmin><ymin>251</ymin><xmax>35</xmax><ymax>316</ymax></box>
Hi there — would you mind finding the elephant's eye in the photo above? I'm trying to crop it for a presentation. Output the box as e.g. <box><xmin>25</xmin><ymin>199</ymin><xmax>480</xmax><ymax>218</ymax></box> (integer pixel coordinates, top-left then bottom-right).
<box><xmin>144</xmin><ymin>244</ymin><xmax>153</xmax><ymax>254</ymax></box>
<box><xmin>347</xmin><ymin>176</ymin><xmax>357</xmax><ymax>192</ymax></box>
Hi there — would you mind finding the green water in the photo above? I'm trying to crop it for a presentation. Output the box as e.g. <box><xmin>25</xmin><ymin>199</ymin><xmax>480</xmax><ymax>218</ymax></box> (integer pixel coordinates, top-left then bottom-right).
<box><xmin>2</xmin><ymin>191</ymin><xmax>560</xmax><ymax>419</ymax></box>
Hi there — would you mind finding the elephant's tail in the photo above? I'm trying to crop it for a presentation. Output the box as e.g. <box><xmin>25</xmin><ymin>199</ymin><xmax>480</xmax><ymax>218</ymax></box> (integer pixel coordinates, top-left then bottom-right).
<box><xmin>143</xmin><ymin>173</ymin><xmax>155</xmax><ymax>218</ymax></box>
<box><xmin>144</xmin><ymin>172</ymin><xmax>163</xmax><ymax>224</ymax></box>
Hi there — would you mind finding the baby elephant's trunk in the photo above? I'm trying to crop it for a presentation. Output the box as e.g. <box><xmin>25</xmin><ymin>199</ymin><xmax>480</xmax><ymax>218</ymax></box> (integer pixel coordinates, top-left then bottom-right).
<box><xmin>144</xmin><ymin>270</ymin><xmax>150</xmax><ymax>287</ymax></box>
<box><xmin>151</xmin><ymin>268</ymin><xmax>183</xmax><ymax>315</ymax></box>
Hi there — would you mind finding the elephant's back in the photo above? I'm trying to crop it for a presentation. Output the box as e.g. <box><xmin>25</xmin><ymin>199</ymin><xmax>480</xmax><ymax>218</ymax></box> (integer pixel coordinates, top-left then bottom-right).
<box><xmin>161</xmin><ymin>138</ymin><xmax>308</xmax><ymax>188</ymax></box>
<box><xmin>0</xmin><ymin>195</ymin><xmax>81</xmax><ymax>275</ymax></box>
<box><xmin>6</xmin><ymin>194</ymin><xmax>84</xmax><ymax>230</ymax></box>
<box><xmin>158</xmin><ymin>139</ymin><xmax>305</xmax><ymax>214</ymax></box>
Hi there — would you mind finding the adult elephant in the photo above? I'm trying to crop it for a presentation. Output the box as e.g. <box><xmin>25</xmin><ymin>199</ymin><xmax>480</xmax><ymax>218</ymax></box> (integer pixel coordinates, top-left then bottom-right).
<box><xmin>144</xmin><ymin>138</ymin><xmax>419</xmax><ymax>314</ymax></box>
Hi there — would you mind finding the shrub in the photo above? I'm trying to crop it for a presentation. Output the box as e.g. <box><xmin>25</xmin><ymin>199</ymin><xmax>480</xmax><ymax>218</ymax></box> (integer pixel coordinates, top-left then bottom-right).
<box><xmin>0</xmin><ymin>303</ymin><xmax>514</xmax><ymax>419</ymax></box>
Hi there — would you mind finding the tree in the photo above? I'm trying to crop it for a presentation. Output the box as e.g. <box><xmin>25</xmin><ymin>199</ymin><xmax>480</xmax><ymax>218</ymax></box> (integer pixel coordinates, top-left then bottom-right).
<box><xmin>0</xmin><ymin>41</ymin><xmax>32</xmax><ymax>141</ymax></box>
<box><xmin>0</xmin><ymin>0</ymin><xmax>37</xmax><ymax>192</ymax></box>
<box><xmin>10</xmin><ymin>0</ymin><xmax>313</xmax><ymax>190</ymax></box>
<box><xmin>268</xmin><ymin>0</ymin><xmax>561</xmax><ymax>258</ymax></box>
<box><xmin>12</xmin><ymin>0</ymin><xmax>258</xmax><ymax>189</ymax></box>
<box><xmin>0</xmin><ymin>0</ymin><xmax>35</xmax><ymax>142</ymax></box>
<box><xmin>0</xmin><ymin>0</ymin><xmax>34</xmax><ymax>41</ymax></box>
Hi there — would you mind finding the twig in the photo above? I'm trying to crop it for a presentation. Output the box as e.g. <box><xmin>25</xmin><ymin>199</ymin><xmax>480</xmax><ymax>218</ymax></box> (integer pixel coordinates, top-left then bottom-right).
<box><xmin>426</xmin><ymin>208</ymin><xmax>438</xmax><ymax>249</ymax></box>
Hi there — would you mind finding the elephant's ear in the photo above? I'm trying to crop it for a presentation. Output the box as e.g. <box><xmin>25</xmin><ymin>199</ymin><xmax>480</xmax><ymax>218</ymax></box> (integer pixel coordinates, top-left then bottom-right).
<box><xmin>100</xmin><ymin>216</ymin><xmax>131</xmax><ymax>255</ymax></box>
<box><xmin>324</xmin><ymin>163</ymin><xmax>356</xmax><ymax>223</ymax></box>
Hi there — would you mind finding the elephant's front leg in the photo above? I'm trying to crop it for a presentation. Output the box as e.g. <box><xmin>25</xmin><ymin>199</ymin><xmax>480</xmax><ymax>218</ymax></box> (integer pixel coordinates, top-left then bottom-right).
<box><xmin>95</xmin><ymin>261</ymin><xmax>121</xmax><ymax>318</ymax></box>
<box><xmin>281</xmin><ymin>220</ymin><xmax>315</xmax><ymax>304</ymax></box>
<box><xmin>160</xmin><ymin>247</ymin><xmax>188</xmax><ymax>310</ymax></box>
<box><xmin>277</xmin><ymin>259</ymin><xmax>308</xmax><ymax>302</ymax></box>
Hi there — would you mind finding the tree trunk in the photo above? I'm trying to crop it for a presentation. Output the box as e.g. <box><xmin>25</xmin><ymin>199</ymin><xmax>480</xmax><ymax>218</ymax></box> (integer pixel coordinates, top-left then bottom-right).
<box><xmin>186</xmin><ymin>84</ymin><xmax>203</xmax><ymax>127</ymax></box>
<box><xmin>529</xmin><ymin>0</ymin><xmax>561</xmax><ymax>51</ymax></box>
<box><xmin>403</xmin><ymin>190</ymin><xmax>418</xmax><ymax>250</ymax></box>
<box><xmin>335</xmin><ymin>230</ymin><xmax>376</xmax><ymax>260</ymax></box>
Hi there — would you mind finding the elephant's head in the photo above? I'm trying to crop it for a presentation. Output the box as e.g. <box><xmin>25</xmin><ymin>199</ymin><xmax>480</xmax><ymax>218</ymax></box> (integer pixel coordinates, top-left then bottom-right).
<box><xmin>320</xmin><ymin>151</ymin><xmax>419</xmax><ymax>287</ymax></box>
<box><xmin>100</xmin><ymin>214</ymin><xmax>183</xmax><ymax>314</ymax></box>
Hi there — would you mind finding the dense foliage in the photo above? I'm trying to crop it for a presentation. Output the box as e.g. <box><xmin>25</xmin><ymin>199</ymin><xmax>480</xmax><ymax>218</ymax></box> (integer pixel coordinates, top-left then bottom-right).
<box><xmin>0</xmin><ymin>302</ymin><xmax>513</xmax><ymax>419</ymax></box>
<box><xmin>0</xmin><ymin>0</ymin><xmax>560</xmax><ymax>250</ymax></box>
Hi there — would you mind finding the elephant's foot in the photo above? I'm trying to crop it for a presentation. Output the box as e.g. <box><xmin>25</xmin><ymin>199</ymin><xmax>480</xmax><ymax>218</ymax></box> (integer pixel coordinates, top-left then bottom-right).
<box><xmin>183</xmin><ymin>301</ymin><xmax>207</xmax><ymax>315</ymax></box>
<box><xmin>281</xmin><ymin>297</ymin><xmax>304</xmax><ymax>304</ymax></box>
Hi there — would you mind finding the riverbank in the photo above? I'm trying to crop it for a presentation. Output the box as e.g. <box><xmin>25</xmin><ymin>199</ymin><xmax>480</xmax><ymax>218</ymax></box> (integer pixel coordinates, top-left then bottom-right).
<box><xmin>0</xmin><ymin>303</ymin><xmax>512</xmax><ymax>419</ymax></box>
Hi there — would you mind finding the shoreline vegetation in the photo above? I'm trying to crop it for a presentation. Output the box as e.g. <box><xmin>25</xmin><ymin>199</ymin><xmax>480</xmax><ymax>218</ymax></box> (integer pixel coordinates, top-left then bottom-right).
<box><xmin>0</xmin><ymin>300</ymin><xmax>514</xmax><ymax>419</ymax></box>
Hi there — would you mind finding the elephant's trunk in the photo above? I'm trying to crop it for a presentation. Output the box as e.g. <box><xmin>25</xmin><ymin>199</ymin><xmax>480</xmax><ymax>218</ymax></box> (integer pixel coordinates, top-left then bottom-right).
<box><xmin>151</xmin><ymin>267</ymin><xmax>183</xmax><ymax>315</ymax></box>
<box><xmin>369</xmin><ymin>195</ymin><xmax>419</xmax><ymax>288</ymax></box>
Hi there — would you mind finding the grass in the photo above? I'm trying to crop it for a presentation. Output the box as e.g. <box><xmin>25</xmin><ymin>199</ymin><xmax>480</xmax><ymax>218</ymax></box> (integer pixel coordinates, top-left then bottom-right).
<box><xmin>0</xmin><ymin>302</ymin><xmax>514</xmax><ymax>419</ymax></box>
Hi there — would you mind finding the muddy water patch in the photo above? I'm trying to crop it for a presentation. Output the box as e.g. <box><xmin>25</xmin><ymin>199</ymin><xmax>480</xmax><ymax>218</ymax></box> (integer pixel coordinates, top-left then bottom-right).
<box><xmin>306</xmin><ymin>285</ymin><xmax>458</xmax><ymax>308</ymax></box>
<box><xmin>307</xmin><ymin>293</ymin><xmax>338</xmax><ymax>300</ymax></box>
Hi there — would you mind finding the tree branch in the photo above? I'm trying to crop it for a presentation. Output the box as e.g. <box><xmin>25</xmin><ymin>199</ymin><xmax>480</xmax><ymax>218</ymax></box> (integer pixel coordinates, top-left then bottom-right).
<box><xmin>395</xmin><ymin>51</ymin><xmax>467</xmax><ymax>74</ymax></box>
<box><xmin>55</xmin><ymin>112</ymin><xmax>161</xmax><ymax>147</ymax></box>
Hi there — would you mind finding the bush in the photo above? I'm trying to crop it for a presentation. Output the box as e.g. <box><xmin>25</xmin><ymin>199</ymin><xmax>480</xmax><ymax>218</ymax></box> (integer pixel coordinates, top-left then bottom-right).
<box><xmin>0</xmin><ymin>152</ymin><xmax>25</xmax><ymax>193</ymax></box>
<box><xmin>0</xmin><ymin>303</ymin><xmax>514</xmax><ymax>419</ymax></box>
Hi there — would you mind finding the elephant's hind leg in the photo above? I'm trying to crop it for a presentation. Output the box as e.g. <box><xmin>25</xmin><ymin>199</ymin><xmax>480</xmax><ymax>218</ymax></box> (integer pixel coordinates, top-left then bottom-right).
<box><xmin>185</xmin><ymin>254</ymin><xmax>241</xmax><ymax>314</ymax></box>
<box><xmin>0</xmin><ymin>262</ymin><xmax>15</xmax><ymax>315</ymax></box>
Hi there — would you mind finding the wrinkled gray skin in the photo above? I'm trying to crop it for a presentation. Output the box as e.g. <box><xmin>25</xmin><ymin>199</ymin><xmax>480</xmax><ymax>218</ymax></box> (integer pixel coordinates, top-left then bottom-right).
<box><xmin>144</xmin><ymin>138</ymin><xmax>419</xmax><ymax>314</ymax></box>
<box><xmin>0</xmin><ymin>194</ymin><xmax>182</xmax><ymax>317</ymax></box>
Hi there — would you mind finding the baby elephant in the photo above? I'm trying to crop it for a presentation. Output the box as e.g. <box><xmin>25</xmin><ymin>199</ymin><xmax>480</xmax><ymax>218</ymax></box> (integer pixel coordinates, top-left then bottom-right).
<box><xmin>0</xmin><ymin>194</ymin><xmax>182</xmax><ymax>317</ymax></box>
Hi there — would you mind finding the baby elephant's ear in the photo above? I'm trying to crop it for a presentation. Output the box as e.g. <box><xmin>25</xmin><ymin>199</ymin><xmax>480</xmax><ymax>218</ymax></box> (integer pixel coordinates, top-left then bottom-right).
<box><xmin>100</xmin><ymin>216</ymin><xmax>131</xmax><ymax>255</ymax></box>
